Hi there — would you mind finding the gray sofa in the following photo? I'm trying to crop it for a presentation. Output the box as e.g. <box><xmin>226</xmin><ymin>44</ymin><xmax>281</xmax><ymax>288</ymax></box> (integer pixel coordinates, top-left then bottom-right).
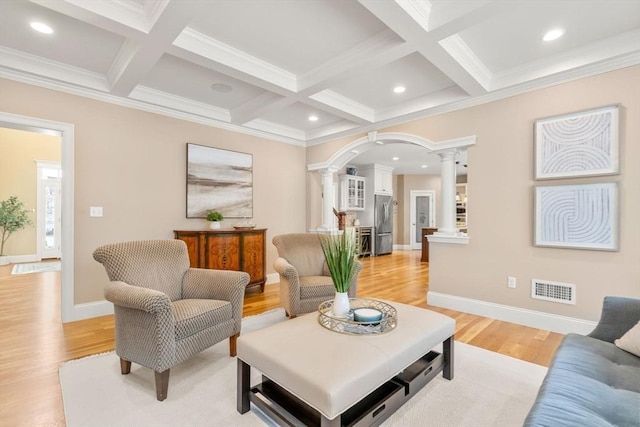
<box><xmin>524</xmin><ymin>296</ymin><xmax>640</xmax><ymax>426</ymax></box>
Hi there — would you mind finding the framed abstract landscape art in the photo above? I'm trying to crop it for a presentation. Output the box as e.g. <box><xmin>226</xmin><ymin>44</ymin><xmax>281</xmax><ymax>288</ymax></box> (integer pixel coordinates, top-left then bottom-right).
<box><xmin>186</xmin><ymin>143</ymin><xmax>253</xmax><ymax>218</ymax></box>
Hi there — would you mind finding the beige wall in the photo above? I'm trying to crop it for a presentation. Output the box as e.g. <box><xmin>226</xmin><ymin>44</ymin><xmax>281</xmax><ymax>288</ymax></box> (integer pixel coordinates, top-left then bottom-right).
<box><xmin>307</xmin><ymin>65</ymin><xmax>640</xmax><ymax>321</ymax></box>
<box><xmin>0</xmin><ymin>127</ymin><xmax>60</xmax><ymax>255</ymax></box>
<box><xmin>0</xmin><ymin>79</ymin><xmax>307</xmax><ymax>304</ymax></box>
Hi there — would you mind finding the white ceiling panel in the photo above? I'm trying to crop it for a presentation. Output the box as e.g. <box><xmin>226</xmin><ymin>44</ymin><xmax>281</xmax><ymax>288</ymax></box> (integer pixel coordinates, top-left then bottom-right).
<box><xmin>261</xmin><ymin>102</ymin><xmax>349</xmax><ymax>132</ymax></box>
<box><xmin>330</xmin><ymin>53</ymin><xmax>458</xmax><ymax>111</ymax></box>
<box><xmin>188</xmin><ymin>0</ymin><xmax>387</xmax><ymax>74</ymax></box>
<box><xmin>0</xmin><ymin>0</ymin><xmax>123</xmax><ymax>74</ymax></box>
<box><xmin>141</xmin><ymin>54</ymin><xmax>265</xmax><ymax>110</ymax></box>
<box><xmin>461</xmin><ymin>0</ymin><xmax>640</xmax><ymax>73</ymax></box>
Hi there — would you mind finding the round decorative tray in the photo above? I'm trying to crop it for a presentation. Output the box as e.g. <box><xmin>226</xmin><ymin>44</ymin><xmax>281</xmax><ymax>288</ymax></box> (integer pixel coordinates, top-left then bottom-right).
<box><xmin>233</xmin><ymin>226</ymin><xmax>255</xmax><ymax>230</ymax></box>
<box><xmin>318</xmin><ymin>298</ymin><xmax>397</xmax><ymax>335</ymax></box>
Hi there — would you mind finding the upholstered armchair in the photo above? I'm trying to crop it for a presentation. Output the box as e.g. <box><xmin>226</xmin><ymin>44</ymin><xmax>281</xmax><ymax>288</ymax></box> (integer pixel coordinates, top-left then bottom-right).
<box><xmin>272</xmin><ymin>233</ymin><xmax>363</xmax><ymax>318</ymax></box>
<box><xmin>93</xmin><ymin>239</ymin><xmax>249</xmax><ymax>401</ymax></box>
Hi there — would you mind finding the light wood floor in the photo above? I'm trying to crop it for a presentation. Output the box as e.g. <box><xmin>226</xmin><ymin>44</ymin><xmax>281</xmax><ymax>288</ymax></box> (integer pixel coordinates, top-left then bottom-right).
<box><xmin>0</xmin><ymin>251</ymin><xmax>563</xmax><ymax>426</ymax></box>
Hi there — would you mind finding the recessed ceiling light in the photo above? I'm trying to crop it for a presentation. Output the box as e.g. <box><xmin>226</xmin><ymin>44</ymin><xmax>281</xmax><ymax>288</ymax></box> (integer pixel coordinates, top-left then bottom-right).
<box><xmin>542</xmin><ymin>28</ymin><xmax>565</xmax><ymax>42</ymax></box>
<box><xmin>350</xmin><ymin>150</ymin><xmax>359</xmax><ymax>154</ymax></box>
<box><xmin>392</xmin><ymin>157</ymin><xmax>399</xmax><ymax>161</ymax></box>
<box><xmin>30</xmin><ymin>22</ymin><xmax>53</xmax><ymax>34</ymax></box>
<box><xmin>421</xmin><ymin>165</ymin><xmax>427</xmax><ymax>168</ymax></box>
<box><xmin>309</xmin><ymin>115</ymin><xmax>319</xmax><ymax>122</ymax></box>
<box><xmin>210</xmin><ymin>83</ymin><xmax>232</xmax><ymax>93</ymax></box>
<box><xmin>393</xmin><ymin>86</ymin><xmax>406</xmax><ymax>94</ymax></box>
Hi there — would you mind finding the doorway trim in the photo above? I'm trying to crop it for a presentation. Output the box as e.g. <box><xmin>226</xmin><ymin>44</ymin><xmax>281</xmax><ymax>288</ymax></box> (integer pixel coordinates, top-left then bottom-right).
<box><xmin>0</xmin><ymin>112</ymin><xmax>75</xmax><ymax>322</ymax></box>
<box><xmin>410</xmin><ymin>190</ymin><xmax>436</xmax><ymax>250</ymax></box>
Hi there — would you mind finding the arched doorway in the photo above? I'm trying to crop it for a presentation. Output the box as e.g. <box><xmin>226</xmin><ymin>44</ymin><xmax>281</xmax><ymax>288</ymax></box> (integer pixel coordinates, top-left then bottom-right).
<box><xmin>307</xmin><ymin>131</ymin><xmax>475</xmax><ymax>245</ymax></box>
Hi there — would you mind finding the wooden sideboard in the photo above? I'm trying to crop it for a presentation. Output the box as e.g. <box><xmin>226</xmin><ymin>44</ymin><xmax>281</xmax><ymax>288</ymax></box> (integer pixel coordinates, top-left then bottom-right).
<box><xmin>174</xmin><ymin>228</ymin><xmax>267</xmax><ymax>292</ymax></box>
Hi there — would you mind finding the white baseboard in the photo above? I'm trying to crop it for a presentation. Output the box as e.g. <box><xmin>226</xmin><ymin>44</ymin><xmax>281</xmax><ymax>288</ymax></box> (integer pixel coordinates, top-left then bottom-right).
<box><xmin>428</xmin><ymin>291</ymin><xmax>597</xmax><ymax>335</ymax></box>
<box><xmin>6</xmin><ymin>254</ymin><xmax>39</xmax><ymax>264</ymax></box>
<box><xmin>66</xmin><ymin>300</ymin><xmax>114</xmax><ymax>322</ymax></box>
<box><xmin>266</xmin><ymin>273</ymin><xmax>279</xmax><ymax>285</ymax></box>
<box><xmin>393</xmin><ymin>245</ymin><xmax>413</xmax><ymax>251</ymax></box>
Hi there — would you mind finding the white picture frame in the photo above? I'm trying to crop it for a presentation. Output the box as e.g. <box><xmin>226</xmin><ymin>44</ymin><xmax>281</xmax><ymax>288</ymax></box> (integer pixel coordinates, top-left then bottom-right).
<box><xmin>534</xmin><ymin>182</ymin><xmax>619</xmax><ymax>251</ymax></box>
<box><xmin>535</xmin><ymin>105</ymin><xmax>619</xmax><ymax>180</ymax></box>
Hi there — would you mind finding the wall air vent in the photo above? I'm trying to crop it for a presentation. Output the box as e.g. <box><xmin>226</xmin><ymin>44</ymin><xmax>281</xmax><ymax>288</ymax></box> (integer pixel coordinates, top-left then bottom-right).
<box><xmin>531</xmin><ymin>279</ymin><xmax>576</xmax><ymax>305</ymax></box>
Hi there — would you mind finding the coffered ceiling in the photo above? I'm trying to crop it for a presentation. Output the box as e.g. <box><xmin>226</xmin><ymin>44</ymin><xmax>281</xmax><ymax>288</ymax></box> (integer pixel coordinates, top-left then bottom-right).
<box><xmin>1</xmin><ymin>0</ymin><xmax>639</xmax><ymax>174</ymax></box>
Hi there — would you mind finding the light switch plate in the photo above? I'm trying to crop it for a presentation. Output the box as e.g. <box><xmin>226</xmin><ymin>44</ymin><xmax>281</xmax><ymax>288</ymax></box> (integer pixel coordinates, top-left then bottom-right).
<box><xmin>90</xmin><ymin>206</ymin><xmax>103</xmax><ymax>217</ymax></box>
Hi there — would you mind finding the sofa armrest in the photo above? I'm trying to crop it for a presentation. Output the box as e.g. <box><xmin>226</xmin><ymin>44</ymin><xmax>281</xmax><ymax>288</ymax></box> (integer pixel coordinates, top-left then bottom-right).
<box><xmin>104</xmin><ymin>281</ymin><xmax>172</xmax><ymax>314</ymax></box>
<box><xmin>587</xmin><ymin>296</ymin><xmax>640</xmax><ymax>343</ymax></box>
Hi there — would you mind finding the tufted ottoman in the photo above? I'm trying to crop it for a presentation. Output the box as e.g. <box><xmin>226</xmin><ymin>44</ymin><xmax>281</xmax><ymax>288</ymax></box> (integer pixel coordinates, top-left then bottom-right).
<box><xmin>237</xmin><ymin>302</ymin><xmax>455</xmax><ymax>426</ymax></box>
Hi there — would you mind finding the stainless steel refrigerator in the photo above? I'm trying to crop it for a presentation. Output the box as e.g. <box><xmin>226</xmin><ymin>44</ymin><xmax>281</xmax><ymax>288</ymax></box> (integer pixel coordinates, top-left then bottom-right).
<box><xmin>374</xmin><ymin>195</ymin><xmax>393</xmax><ymax>255</ymax></box>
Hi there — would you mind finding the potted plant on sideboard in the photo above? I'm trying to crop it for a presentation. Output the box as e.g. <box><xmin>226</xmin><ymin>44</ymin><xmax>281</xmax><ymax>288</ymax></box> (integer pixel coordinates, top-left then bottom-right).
<box><xmin>206</xmin><ymin>210</ymin><xmax>223</xmax><ymax>229</ymax></box>
<box><xmin>0</xmin><ymin>196</ymin><xmax>33</xmax><ymax>265</ymax></box>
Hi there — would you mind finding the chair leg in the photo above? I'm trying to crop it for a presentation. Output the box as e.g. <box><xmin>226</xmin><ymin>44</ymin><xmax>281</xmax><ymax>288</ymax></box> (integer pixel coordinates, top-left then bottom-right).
<box><xmin>155</xmin><ymin>370</ymin><xmax>170</xmax><ymax>401</ymax></box>
<box><xmin>120</xmin><ymin>358</ymin><xmax>131</xmax><ymax>375</ymax></box>
<box><xmin>230</xmin><ymin>333</ymin><xmax>239</xmax><ymax>357</ymax></box>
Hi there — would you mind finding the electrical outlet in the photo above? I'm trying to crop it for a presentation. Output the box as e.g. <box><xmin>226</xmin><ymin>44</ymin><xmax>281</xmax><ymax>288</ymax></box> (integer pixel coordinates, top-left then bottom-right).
<box><xmin>508</xmin><ymin>276</ymin><xmax>517</xmax><ymax>288</ymax></box>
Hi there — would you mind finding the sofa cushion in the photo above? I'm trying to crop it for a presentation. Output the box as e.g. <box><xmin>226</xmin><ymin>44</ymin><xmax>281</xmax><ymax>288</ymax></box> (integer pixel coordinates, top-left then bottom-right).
<box><xmin>524</xmin><ymin>333</ymin><xmax>640</xmax><ymax>427</ymax></box>
<box><xmin>615</xmin><ymin>321</ymin><xmax>640</xmax><ymax>357</ymax></box>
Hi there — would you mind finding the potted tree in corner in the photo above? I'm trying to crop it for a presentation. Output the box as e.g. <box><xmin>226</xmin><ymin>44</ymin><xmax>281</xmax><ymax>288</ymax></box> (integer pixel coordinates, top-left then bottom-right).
<box><xmin>206</xmin><ymin>210</ymin><xmax>223</xmax><ymax>229</ymax></box>
<box><xmin>319</xmin><ymin>231</ymin><xmax>358</xmax><ymax>318</ymax></box>
<box><xmin>0</xmin><ymin>196</ymin><xmax>33</xmax><ymax>266</ymax></box>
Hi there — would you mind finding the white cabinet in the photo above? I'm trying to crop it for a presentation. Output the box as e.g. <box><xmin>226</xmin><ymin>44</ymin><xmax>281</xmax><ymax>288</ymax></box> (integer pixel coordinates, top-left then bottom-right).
<box><xmin>339</xmin><ymin>175</ymin><xmax>365</xmax><ymax>211</ymax></box>
<box><xmin>374</xmin><ymin>168</ymin><xmax>393</xmax><ymax>195</ymax></box>
<box><xmin>360</xmin><ymin>164</ymin><xmax>393</xmax><ymax>195</ymax></box>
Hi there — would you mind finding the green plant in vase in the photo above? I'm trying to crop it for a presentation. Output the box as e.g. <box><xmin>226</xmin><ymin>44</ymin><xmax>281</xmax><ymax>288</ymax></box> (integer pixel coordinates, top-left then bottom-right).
<box><xmin>0</xmin><ymin>196</ymin><xmax>33</xmax><ymax>258</ymax></box>
<box><xmin>319</xmin><ymin>232</ymin><xmax>358</xmax><ymax>318</ymax></box>
<box><xmin>206</xmin><ymin>210</ymin><xmax>223</xmax><ymax>229</ymax></box>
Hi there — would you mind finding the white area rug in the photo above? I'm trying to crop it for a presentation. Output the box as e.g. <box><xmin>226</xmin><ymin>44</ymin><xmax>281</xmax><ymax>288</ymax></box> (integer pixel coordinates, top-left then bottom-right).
<box><xmin>59</xmin><ymin>308</ymin><xmax>547</xmax><ymax>427</ymax></box>
<box><xmin>11</xmin><ymin>261</ymin><xmax>61</xmax><ymax>275</ymax></box>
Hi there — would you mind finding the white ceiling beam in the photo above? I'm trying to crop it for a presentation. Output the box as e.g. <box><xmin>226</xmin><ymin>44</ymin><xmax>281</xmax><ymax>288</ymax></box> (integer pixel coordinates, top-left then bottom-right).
<box><xmin>297</xmin><ymin>29</ymin><xmax>413</xmax><ymax>93</ymax></box>
<box><xmin>358</xmin><ymin>0</ymin><xmax>488</xmax><ymax>96</ymax></box>
<box><xmin>107</xmin><ymin>1</ymin><xmax>202</xmax><ymax>96</ymax></box>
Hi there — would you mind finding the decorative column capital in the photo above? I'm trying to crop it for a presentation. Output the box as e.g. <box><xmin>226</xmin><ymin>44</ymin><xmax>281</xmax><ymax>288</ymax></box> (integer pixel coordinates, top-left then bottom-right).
<box><xmin>320</xmin><ymin>166</ymin><xmax>339</xmax><ymax>177</ymax></box>
<box><xmin>435</xmin><ymin>149</ymin><xmax>460</xmax><ymax>162</ymax></box>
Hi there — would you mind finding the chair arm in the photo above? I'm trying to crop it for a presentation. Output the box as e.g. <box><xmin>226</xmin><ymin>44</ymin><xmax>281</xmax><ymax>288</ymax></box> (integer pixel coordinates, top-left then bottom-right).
<box><xmin>273</xmin><ymin>257</ymin><xmax>299</xmax><ymax>281</ymax></box>
<box><xmin>104</xmin><ymin>281</ymin><xmax>172</xmax><ymax>314</ymax></box>
<box><xmin>587</xmin><ymin>296</ymin><xmax>640</xmax><ymax>343</ymax></box>
<box><xmin>182</xmin><ymin>268</ymin><xmax>249</xmax><ymax>301</ymax></box>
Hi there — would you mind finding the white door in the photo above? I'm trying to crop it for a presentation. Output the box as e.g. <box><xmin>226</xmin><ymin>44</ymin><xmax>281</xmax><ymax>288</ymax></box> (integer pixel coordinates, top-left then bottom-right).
<box><xmin>37</xmin><ymin>162</ymin><xmax>62</xmax><ymax>259</ymax></box>
<box><xmin>410</xmin><ymin>190</ymin><xmax>435</xmax><ymax>250</ymax></box>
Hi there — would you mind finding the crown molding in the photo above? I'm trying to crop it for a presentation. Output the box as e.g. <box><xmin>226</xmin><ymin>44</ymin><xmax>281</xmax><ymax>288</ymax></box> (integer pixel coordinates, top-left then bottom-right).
<box><xmin>0</xmin><ymin>47</ymin><xmax>109</xmax><ymax>91</ymax></box>
<box><xmin>129</xmin><ymin>86</ymin><xmax>230</xmax><ymax>121</ymax></box>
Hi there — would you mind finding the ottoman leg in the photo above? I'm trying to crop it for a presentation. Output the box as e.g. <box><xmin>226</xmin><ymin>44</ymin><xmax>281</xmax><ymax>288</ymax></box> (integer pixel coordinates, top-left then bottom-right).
<box><xmin>237</xmin><ymin>359</ymin><xmax>250</xmax><ymax>413</ymax></box>
<box><xmin>443</xmin><ymin>335</ymin><xmax>454</xmax><ymax>380</ymax></box>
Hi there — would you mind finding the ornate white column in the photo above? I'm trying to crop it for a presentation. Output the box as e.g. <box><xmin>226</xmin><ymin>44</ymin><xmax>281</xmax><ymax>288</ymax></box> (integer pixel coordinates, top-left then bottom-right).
<box><xmin>436</xmin><ymin>149</ymin><xmax>459</xmax><ymax>235</ymax></box>
<box><xmin>320</xmin><ymin>166</ymin><xmax>339</xmax><ymax>232</ymax></box>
